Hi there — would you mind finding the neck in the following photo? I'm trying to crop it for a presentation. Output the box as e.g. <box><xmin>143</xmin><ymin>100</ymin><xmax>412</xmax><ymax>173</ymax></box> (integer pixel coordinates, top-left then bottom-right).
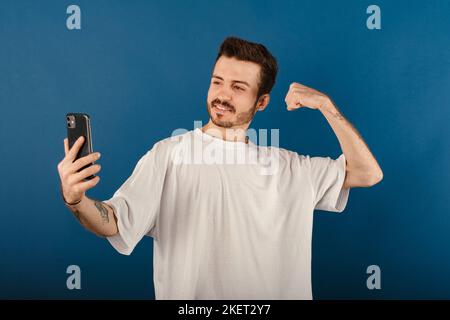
<box><xmin>202</xmin><ymin>120</ymin><xmax>249</xmax><ymax>144</ymax></box>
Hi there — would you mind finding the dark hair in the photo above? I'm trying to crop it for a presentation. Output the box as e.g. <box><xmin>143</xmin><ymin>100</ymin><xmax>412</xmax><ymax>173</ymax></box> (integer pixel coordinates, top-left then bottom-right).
<box><xmin>215</xmin><ymin>36</ymin><xmax>278</xmax><ymax>98</ymax></box>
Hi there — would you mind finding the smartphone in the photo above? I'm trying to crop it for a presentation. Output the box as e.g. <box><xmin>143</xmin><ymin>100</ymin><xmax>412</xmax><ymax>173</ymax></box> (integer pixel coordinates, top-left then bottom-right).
<box><xmin>66</xmin><ymin>113</ymin><xmax>95</xmax><ymax>180</ymax></box>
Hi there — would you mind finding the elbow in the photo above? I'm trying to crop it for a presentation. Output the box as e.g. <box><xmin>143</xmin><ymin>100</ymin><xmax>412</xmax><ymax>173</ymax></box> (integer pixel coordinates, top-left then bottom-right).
<box><xmin>365</xmin><ymin>169</ymin><xmax>383</xmax><ymax>187</ymax></box>
<box><xmin>98</xmin><ymin>230</ymin><xmax>119</xmax><ymax>238</ymax></box>
<box><xmin>348</xmin><ymin>168</ymin><xmax>383</xmax><ymax>188</ymax></box>
<box><xmin>99</xmin><ymin>228</ymin><xmax>119</xmax><ymax>238</ymax></box>
<box><xmin>92</xmin><ymin>225</ymin><xmax>119</xmax><ymax>238</ymax></box>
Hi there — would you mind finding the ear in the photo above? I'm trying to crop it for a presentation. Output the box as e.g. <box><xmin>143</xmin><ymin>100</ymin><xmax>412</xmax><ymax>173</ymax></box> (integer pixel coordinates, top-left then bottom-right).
<box><xmin>256</xmin><ymin>94</ymin><xmax>270</xmax><ymax>112</ymax></box>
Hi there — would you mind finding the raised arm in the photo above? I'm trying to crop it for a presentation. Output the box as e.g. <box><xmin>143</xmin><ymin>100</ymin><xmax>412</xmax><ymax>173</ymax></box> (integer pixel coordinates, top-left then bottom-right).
<box><xmin>285</xmin><ymin>82</ymin><xmax>383</xmax><ymax>188</ymax></box>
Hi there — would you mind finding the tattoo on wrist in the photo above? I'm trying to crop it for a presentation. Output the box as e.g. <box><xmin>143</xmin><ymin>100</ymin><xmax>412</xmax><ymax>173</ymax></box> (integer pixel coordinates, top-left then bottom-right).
<box><xmin>324</xmin><ymin>103</ymin><xmax>364</xmax><ymax>141</ymax></box>
<box><xmin>72</xmin><ymin>208</ymin><xmax>82</xmax><ymax>223</ymax></box>
<box><xmin>94</xmin><ymin>201</ymin><xmax>110</xmax><ymax>224</ymax></box>
<box><xmin>328</xmin><ymin>103</ymin><xmax>344</xmax><ymax>120</ymax></box>
<box><xmin>333</xmin><ymin>111</ymin><xmax>344</xmax><ymax>120</ymax></box>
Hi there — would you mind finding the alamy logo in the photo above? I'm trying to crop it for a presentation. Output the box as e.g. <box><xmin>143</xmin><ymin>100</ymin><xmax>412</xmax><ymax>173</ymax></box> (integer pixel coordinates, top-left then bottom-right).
<box><xmin>66</xmin><ymin>265</ymin><xmax>81</xmax><ymax>290</ymax></box>
<box><xmin>366</xmin><ymin>265</ymin><xmax>381</xmax><ymax>290</ymax></box>
<box><xmin>66</xmin><ymin>5</ymin><xmax>81</xmax><ymax>30</ymax></box>
<box><xmin>170</xmin><ymin>121</ymin><xmax>280</xmax><ymax>176</ymax></box>
<box><xmin>366</xmin><ymin>5</ymin><xmax>381</xmax><ymax>30</ymax></box>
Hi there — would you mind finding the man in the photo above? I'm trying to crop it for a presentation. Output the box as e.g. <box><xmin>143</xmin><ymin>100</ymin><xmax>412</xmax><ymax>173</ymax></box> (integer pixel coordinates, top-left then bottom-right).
<box><xmin>57</xmin><ymin>37</ymin><xmax>383</xmax><ymax>299</ymax></box>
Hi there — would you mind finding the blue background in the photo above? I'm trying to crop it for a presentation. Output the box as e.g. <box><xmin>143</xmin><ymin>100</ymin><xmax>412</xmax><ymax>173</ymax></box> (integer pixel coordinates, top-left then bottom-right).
<box><xmin>0</xmin><ymin>0</ymin><xmax>449</xmax><ymax>299</ymax></box>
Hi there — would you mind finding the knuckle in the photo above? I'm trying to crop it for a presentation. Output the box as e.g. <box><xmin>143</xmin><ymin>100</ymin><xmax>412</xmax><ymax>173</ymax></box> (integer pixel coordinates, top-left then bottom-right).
<box><xmin>75</xmin><ymin>157</ymin><xmax>88</xmax><ymax>168</ymax></box>
<box><xmin>91</xmin><ymin>164</ymin><xmax>100</xmax><ymax>172</ymax></box>
<box><xmin>80</xmin><ymin>159</ymin><xmax>89</xmax><ymax>168</ymax></box>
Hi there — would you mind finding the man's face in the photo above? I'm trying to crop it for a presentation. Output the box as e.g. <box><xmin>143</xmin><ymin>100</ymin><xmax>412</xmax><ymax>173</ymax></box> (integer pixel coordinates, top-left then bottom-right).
<box><xmin>206</xmin><ymin>56</ymin><xmax>261</xmax><ymax>128</ymax></box>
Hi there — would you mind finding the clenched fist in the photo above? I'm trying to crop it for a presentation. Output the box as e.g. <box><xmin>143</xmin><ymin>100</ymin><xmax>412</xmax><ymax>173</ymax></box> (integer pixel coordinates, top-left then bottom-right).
<box><xmin>57</xmin><ymin>136</ymin><xmax>102</xmax><ymax>204</ymax></box>
<box><xmin>284</xmin><ymin>82</ymin><xmax>331</xmax><ymax>111</ymax></box>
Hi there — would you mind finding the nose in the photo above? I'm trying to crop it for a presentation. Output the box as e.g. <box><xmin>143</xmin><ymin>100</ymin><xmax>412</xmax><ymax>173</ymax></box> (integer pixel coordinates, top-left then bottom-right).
<box><xmin>216</xmin><ymin>85</ymin><xmax>233</xmax><ymax>102</ymax></box>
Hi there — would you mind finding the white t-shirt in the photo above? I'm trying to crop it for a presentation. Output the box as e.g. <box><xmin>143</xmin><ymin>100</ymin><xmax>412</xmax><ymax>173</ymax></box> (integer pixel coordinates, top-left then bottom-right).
<box><xmin>104</xmin><ymin>128</ymin><xmax>350</xmax><ymax>300</ymax></box>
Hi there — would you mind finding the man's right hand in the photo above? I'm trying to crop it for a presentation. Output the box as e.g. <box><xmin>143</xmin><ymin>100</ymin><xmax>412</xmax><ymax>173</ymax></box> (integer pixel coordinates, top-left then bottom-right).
<box><xmin>57</xmin><ymin>136</ymin><xmax>102</xmax><ymax>204</ymax></box>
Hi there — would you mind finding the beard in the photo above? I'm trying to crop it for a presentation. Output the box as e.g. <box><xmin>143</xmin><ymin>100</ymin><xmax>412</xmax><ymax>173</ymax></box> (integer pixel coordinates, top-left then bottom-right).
<box><xmin>206</xmin><ymin>98</ymin><xmax>259</xmax><ymax>128</ymax></box>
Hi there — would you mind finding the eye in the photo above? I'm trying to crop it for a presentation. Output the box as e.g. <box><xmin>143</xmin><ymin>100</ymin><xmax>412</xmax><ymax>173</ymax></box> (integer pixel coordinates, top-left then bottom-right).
<box><xmin>212</xmin><ymin>81</ymin><xmax>221</xmax><ymax>85</ymax></box>
<box><xmin>234</xmin><ymin>85</ymin><xmax>245</xmax><ymax>91</ymax></box>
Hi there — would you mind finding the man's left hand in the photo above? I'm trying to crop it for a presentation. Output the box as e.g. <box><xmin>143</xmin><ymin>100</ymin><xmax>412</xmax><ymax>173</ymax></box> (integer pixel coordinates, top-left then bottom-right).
<box><xmin>284</xmin><ymin>82</ymin><xmax>331</xmax><ymax>111</ymax></box>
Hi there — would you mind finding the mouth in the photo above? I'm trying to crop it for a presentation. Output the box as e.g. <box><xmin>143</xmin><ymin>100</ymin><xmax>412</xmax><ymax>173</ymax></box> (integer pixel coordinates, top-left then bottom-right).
<box><xmin>213</xmin><ymin>104</ymin><xmax>234</xmax><ymax>115</ymax></box>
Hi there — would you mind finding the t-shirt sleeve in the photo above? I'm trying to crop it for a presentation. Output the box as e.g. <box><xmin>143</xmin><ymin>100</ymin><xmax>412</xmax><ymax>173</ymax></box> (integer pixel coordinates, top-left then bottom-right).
<box><xmin>309</xmin><ymin>153</ymin><xmax>350</xmax><ymax>213</ymax></box>
<box><xmin>103</xmin><ymin>144</ymin><xmax>166</xmax><ymax>255</ymax></box>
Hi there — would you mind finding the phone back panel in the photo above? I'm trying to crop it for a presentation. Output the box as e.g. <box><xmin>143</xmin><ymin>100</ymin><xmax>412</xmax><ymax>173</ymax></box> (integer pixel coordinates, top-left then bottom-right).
<box><xmin>66</xmin><ymin>113</ymin><xmax>95</xmax><ymax>179</ymax></box>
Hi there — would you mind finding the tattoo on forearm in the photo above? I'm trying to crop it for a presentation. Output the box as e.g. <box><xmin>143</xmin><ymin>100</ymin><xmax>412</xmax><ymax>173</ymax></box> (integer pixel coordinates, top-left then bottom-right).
<box><xmin>94</xmin><ymin>201</ymin><xmax>110</xmax><ymax>224</ymax></box>
<box><xmin>73</xmin><ymin>209</ymin><xmax>82</xmax><ymax>223</ymax></box>
<box><xmin>333</xmin><ymin>110</ymin><xmax>344</xmax><ymax>120</ymax></box>
<box><xmin>327</xmin><ymin>102</ymin><xmax>345</xmax><ymax>121</ymax></box>
<box><xmin>325</xmin><ymin>103</ymin><xmax>364</xmax><ymax>141</ymax></box>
